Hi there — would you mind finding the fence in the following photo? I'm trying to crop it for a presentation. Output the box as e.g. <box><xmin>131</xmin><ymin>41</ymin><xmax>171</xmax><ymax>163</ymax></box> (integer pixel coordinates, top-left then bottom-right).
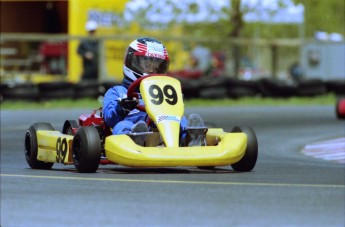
<box><xmin>1</xmin><ymin>34</ymin><xmax>343</xmax><ymax>101</ymax></box>
<box><xmin>0</xmin><ymin>33</ymin><xmax>303</xmax><ymax>80</ymax></box>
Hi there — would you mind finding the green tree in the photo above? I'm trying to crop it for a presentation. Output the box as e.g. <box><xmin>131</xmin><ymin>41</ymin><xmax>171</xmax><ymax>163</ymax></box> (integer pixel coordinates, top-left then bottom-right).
<box><xmin>294</xmin><ymin>0</ymin><xmax>345</xmax><ymax>37</ymax></box>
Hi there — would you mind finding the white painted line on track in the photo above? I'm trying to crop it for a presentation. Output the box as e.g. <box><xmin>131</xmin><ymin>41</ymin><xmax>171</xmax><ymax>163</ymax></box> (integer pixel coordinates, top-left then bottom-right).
<box><xmin>1</xmin><ymin>174</ymin><xmax>344</xmax><ymax>188</ymax></box>
<box><xmin>302</xmin><ymin>137</ymin><xmax>345</xmax><ymax>164</ymax></box>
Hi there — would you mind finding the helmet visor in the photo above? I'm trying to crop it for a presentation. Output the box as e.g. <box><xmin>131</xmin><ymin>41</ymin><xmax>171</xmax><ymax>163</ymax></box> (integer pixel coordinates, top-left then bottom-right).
<box><xmin>131</xmin><ymin>55</ymin><xmax>169</xmax><ymax>75</ymax></box>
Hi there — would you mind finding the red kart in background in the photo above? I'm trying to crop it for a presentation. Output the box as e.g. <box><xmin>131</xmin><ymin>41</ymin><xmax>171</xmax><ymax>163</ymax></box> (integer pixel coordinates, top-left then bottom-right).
<box><xmin>336</xmin><ymin>97</ymin><xmax>345</xmax><ymax>119</ymax></box>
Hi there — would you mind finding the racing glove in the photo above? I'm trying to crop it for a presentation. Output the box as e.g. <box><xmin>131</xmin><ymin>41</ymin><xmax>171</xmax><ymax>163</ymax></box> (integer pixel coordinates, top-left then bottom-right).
<box><xmin>118</xmin><ymin>97</ymin><xmax>138</xmax><ymax>113</ymax></box>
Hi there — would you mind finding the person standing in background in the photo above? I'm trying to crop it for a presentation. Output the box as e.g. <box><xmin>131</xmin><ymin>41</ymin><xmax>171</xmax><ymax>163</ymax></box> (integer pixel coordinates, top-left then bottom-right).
<box><xmin>77</xmin><ymin>20</ymin><xmax>99</xmax><ymax>81</ymax></box>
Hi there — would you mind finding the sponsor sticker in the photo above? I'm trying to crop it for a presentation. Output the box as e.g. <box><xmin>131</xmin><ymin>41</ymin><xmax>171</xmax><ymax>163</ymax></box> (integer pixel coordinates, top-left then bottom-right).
<box><xmin>157</xmin><ymin>115</ymin><xmax>181</xmax><ymax>123</ymax></box>
<box><xmin>147</xmin><ymin>42</ymin><xmax>165</xmax><ymax>59</ymax></box>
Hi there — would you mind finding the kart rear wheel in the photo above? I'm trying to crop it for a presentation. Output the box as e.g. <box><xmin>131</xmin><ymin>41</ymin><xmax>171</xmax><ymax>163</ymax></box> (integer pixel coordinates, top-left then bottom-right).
<box><xmin>62</xmin><ymin>120</ymin><xmax>79</xmax><ymax>135</ymax></box>
<box><xmin>25</xmin><ymin>123</ymin><xmax>55</xmax><ymax>169</ymax></box>
<box><xmin>231</xmin><ymin>127</ymin><xmax>258</xmax><ymax>172</ymax></box>
<box><xmin>72</xmin><ymin>126</ymin><xmax>101</xmax><ymax>173</ymax></box>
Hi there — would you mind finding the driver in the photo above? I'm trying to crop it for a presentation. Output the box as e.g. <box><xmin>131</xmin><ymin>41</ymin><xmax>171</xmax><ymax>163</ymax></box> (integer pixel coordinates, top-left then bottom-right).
<box><xmin>103</xmin><ymin>37</ymin><xmax>205</xmax><ymax>146</ymax></box>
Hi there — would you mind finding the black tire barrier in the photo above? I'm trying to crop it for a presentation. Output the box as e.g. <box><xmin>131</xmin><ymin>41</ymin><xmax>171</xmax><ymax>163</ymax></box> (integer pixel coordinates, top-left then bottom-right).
<box><xmin>1</xmin><ymin>77</ymin><xmax>343</xmax><ymax>101</ymax></box>
<box><xmin>199</xmin><ymin>77</ymin><xmax>228</xmax><ymax>89</ymax></box>
<box><xmin>198</xmin><ymin>77</ymin><xmax>228</xmax><ymax>99</ymax></box>
<box><xmin>296</xmin><ymin>79</ymin><xmax>327</xmax><ymax>97</ymax></box>
<box><xmin>257</xmin><ymin>78</ymin><xmax>298</xmax><ymax>98</ymax></box>
<box><xmin>225</xmin><ymin>78</ymin><xmax>259</xmax><ymax>98</ymax></box>
<box><xmin>74</xmin><ymin>80</ymin><xmax>99</xmax><ymax>99</ymax></box>
<box><xmin>98</xmin><ymin>81</ymin><xmax>120</xmax><ymax>96</ymax></box>
<box><xmin>199</xmin><ymin>87</ymin><xmax>228</xmax><ymax>99</ymax></box>
<box><xmin>1</xmin><ymin>83</ymin><xmax>39</xmax><ymax>101</ymax></box>
<box><xmin>325</xmin><ymin>80</ymin><xmax>345</xmax><ymax>96</ymax></box>
<box><xmin>38</xmin><ymin>81</ymin><xmax>75</xmax><ymax>100</ymax></box>
<box><xmin>179</xmin><ymin>78</ymin><xmax>203</xmax><ymax>99</ymax></box>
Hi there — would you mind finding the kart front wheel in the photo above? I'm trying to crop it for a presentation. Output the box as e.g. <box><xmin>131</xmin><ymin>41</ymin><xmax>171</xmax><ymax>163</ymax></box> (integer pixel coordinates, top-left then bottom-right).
<box><xmin>25</xmin><ymin>123</ymin><xmax>55</xmax><ymax>169</ymax></box>
<box><xmin>72</xmin><ymin>126</ymin><xmax>101</xmax><ymax>173</ymax></box>
<box><xmin>231</xmin><ymin>127</ymin><xmax>258</xmax><ymax>172</ymax></box>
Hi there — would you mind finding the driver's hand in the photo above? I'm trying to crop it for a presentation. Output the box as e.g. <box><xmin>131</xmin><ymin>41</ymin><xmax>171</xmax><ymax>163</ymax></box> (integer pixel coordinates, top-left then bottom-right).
<box><xmin>119</xmin><ymin>97</ymin><xmax>138</xmax><ymax>113</ymax></box>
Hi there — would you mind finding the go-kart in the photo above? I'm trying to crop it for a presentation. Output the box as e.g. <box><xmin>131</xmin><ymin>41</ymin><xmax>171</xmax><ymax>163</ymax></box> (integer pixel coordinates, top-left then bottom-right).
<box><xmin>25</xmin><ymin>74</ymin><xmax>258</xmax><ymax>173</ymax></box>
<box><xmin>336</xmin><ymin>97</ymin><xmax>345</xmax><ymax>119</ymax></box>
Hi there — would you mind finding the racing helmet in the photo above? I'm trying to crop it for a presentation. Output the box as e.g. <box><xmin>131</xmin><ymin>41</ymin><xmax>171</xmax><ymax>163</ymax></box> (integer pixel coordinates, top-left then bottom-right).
<box><xmin>123</xmin><ymin>37</ymin><xmax>170</xmax><ymax>86</ymax></box>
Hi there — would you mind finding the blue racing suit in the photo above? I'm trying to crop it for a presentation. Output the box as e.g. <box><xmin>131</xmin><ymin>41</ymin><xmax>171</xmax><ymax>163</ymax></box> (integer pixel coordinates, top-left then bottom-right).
<box><xmin>103</xmin><ymin>83</ymin><xmax>188</xmax><ymax>137</ymax></box>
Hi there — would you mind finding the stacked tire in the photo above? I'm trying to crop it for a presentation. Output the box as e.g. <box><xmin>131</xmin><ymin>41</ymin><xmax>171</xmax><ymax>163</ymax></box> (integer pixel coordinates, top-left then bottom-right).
<box><xmin>1</xmin><ymin>83</ymin><xmax>39</xmax><ymax>102</ymax></box>
<box><xmin>38</xmin><ymin>81</ymin><xmax>74</xmax><ymax>101</ymax></box>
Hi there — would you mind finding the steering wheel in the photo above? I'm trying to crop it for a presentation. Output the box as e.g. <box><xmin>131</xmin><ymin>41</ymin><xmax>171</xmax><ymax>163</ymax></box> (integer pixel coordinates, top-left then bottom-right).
<box><xmin>127</xmin><ymin>74</ymin><xmax>166</xmax><ymax>112</ymax></box>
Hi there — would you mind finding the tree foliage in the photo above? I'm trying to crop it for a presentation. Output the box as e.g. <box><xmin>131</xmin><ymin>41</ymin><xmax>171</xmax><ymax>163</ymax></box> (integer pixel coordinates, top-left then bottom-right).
<box><xmin>124</xmin><ymin>0</ymin><xmax>344</xmax><ymax>39</ymax></box>
<box><xmin>294</xmin><ymin>0</ymin><xmax>345</xmax><ymax>37</ymax></box>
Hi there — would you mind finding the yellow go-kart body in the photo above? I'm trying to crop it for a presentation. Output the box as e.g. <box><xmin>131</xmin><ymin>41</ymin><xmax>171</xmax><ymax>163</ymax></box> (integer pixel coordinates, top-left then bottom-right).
<box><xmin>104</xmin><ymin>75</ymin><xmax>247</xmax><ymax>167</ymax></box>
<box><xmin>26</xmin><ymin>75</ymin><xmax>256</xmax><ymax>172</ymax></box>
<box><xmin>105</xmin><ymin>129</ymin><xmax>246</xmax><ymax>167</ymax></box>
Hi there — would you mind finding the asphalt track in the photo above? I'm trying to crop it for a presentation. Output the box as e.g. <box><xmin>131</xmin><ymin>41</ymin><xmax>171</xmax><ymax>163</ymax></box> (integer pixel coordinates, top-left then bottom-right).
<box><xmin>1</xmin><ymin>106</ymin><xmax>344</xmax><ymax>227</ymax></box>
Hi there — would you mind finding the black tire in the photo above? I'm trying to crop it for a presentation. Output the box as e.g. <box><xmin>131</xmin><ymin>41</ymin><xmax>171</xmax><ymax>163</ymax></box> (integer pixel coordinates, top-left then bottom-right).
<box><xmin>62</xmin><ymin>120</ymin><xmax>79</xmax><ymax>135</ymax></box>
<box><xmin>72</xmin><ymin>127</ymin><xmax>101</xmax><ymax>173</ymax></box>
<box><xmin>179</xmin><ymin>78</ymin><xmax>202</xmax><ymax>99</ymax></box>
<box><xmin>98</xmin><ymin>81</ymin><xmax>120</xmax><ymax>96</ymax></box>
<box><xmin>74</xmin><ymin>80</ymin><xmax>99</xmax><ymax>99</ymax></box>
<box><xmin>296</xmin><ymin>79</ymin><xmax>327</xmax><ymax>97</ymax></box>
<box><xmin>257</xmin><ymin>78</ymin><xmax>297</xmax><ymax>98</ymax></box>
<box><xmin>2</xmin><ymin>83</ymin><xmax>39</xmax><ymax>101</ymax></box>
<box><xmin>38</xmin><ymin>81</ymin><xmax>74</xmax><ymax>100</ymax></box>
<box><xmin>199</xmin><ymin>87</ymin><xmax>227</xmax><ymax>99</ymax></box>
<box><xmin>225</xmin><ymin>78</ymin><xmax>259</xmax><ymax>98</ymax></box>
<box><xmin>24</xmin><ymin>123</ymin><xmax>55</xmax><ymax>169</ymax></box>
<box><xmin>230</xmin><ymin>127</ymin><xmax>258</xmax><ymax>172</ymax></box>
<box><xmin>325</xmin><ymin>80</ymin><xmax>345</xmax><ymax>96</ymax></box>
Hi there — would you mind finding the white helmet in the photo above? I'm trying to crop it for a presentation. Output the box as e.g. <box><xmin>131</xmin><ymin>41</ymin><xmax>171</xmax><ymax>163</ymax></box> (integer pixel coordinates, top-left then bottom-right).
<box><xmin>123</xmin><ymin>37</ymin><xmax>170</xmax><ymax>86</ymax></box>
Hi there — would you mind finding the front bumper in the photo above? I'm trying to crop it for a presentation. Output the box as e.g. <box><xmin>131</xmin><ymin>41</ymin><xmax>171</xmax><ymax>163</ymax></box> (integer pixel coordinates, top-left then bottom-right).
<box><xmin>105</xmin><ymin>131</ymin><xmax>247</xmax><ymax>167</ymax></box>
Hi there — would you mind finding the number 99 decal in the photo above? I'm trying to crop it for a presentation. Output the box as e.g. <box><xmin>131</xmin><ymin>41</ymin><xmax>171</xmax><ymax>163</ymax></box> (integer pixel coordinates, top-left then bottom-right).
<box><xmin>56</xmin><ymin>137</ymin><xmax>68</xmax><ymax>163</ymax></box>
<box><xmin>149</xmin><ymin>85</ymin><xmax>178</xmax><ymax>105</ymax></box>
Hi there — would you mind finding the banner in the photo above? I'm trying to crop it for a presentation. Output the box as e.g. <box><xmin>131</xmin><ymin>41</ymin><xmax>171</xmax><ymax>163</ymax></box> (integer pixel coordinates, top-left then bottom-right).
<box><xmin>68</xmin><ymin>0</ymin><xmax>127</xmax><ymax>82</ymax></box>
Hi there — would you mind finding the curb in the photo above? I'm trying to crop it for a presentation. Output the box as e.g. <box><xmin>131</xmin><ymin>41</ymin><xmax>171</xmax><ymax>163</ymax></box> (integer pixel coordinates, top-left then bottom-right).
<box><xmin>302</xmin><ymin>137</ymin><xmax>345</xmax><ymax>164</ymax></box>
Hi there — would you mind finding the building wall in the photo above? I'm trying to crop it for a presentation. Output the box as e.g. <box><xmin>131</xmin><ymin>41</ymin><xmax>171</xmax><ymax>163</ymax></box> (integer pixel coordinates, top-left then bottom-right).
<box><xmin>0</xmin><ymin>1</ymin><xmax>68</xmax><ymax>33</ymax></box>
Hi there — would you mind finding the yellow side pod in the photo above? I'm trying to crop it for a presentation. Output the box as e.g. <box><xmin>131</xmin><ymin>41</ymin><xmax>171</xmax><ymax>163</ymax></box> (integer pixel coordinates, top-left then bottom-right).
<box><xmin>105</xmin><ymin>129</ymin><xmax>247</xmax><ymax>167</ymax></box>
<box><xmin>36</xmin><ymin>131</ymin><xmax>74</xmax><ymax>164</ymax></box>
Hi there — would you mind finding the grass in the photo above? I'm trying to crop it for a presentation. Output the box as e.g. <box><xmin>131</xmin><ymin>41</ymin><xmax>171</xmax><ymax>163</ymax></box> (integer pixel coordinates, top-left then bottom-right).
<box><xmin>1</xmin><ymin>98</ymin><xmax>103</xmax><ymax>110</ymax></box>
<box><xmin>0</xmin><ymin>94</ymin><xmax>337</xmax><ymax>110</ymax></box>
<box><xmin>186</xmin><ymin>93</ymin><xmax>337</xmax><ymax>106</ymax></box>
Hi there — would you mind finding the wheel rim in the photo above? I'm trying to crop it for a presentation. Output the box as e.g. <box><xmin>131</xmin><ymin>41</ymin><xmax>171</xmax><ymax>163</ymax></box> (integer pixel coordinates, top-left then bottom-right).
<box><xmin>72</xmin><ymin>136</ymin><xmax>82</xmax><ymax>163</ymax></box>
<box><xmin>66</xmin><ymin>126</ymin><xmax>73</xmax><ymax>135</ymax></box>
<box><xmin>24</xmin><ymin>132</ymin><xmax>31</xmax><ymax>159</ymax></box>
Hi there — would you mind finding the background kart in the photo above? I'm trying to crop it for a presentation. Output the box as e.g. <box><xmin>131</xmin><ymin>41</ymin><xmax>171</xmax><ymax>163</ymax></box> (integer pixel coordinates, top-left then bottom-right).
<box><xmin>25</xmin><ymin>75</ymin><xmax>258</xmax><ymax>173</ymax></box>
<box><xmin>336</xmin><ymin>97</ymin><xmax>345</xmax><ymax>119</ymax></box>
